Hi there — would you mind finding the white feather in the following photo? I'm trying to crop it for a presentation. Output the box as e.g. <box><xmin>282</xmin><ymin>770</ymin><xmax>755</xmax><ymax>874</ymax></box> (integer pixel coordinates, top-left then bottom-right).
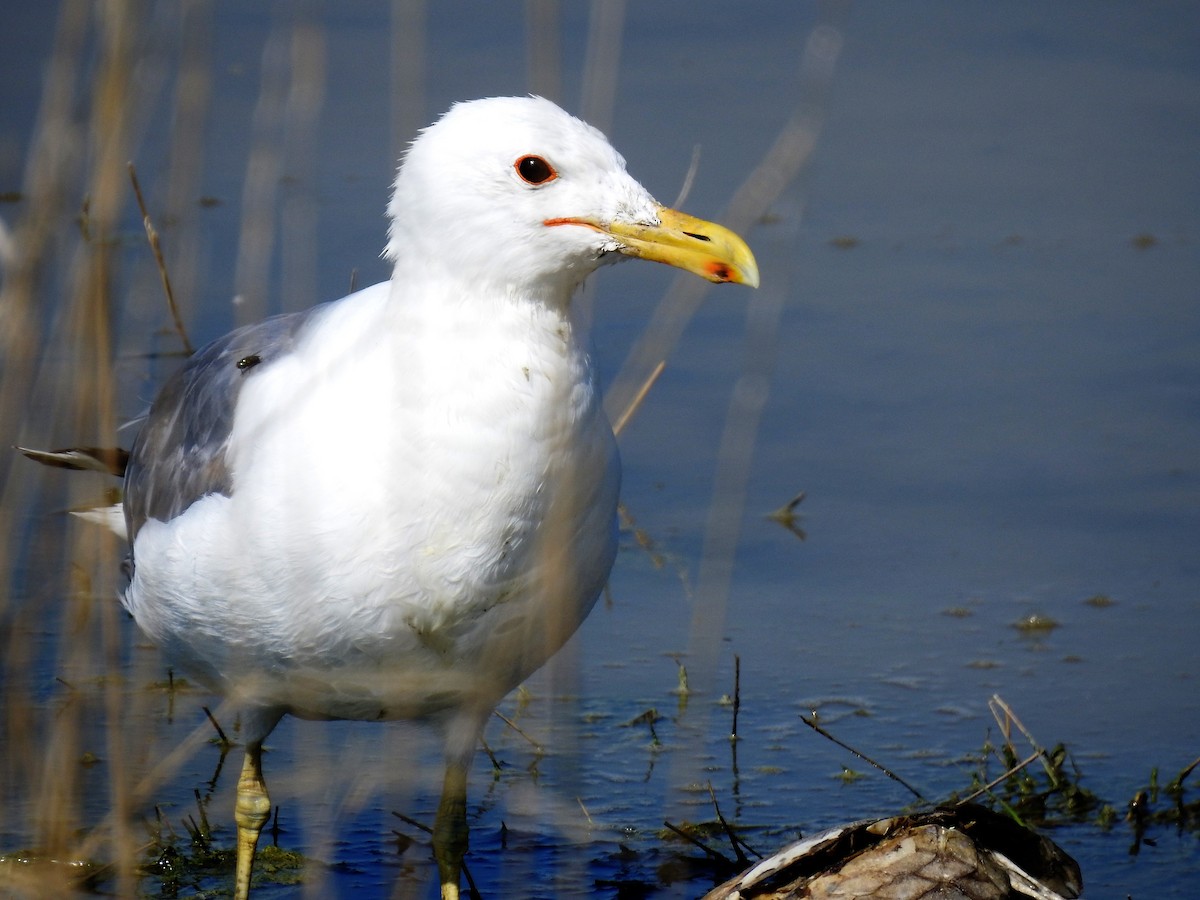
<box><xmin>71</xmin><ymin>503</ymin><xmax>126</xmax><ymax>537</ymax></box>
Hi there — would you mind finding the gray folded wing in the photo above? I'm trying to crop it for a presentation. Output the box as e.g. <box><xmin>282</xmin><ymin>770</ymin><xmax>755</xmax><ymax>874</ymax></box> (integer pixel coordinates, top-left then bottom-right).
<box><xmin>124</xmin><ymin>306</ymin><xmax>323</xmax><ymax>543</ymax></box>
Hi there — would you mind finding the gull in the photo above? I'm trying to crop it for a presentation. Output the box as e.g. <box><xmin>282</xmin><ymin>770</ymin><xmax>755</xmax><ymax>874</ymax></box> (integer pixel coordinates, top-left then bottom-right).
<box><xmin>103</xmin><ymin>96</ymin><xmax>756</xmax><ymax>898</ymax></box>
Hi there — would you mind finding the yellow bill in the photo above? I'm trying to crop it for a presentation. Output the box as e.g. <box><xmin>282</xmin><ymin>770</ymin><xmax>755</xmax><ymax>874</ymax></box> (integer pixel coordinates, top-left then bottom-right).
<box><xmin>548</xmin><ymin>206</ymin><xmax>760</xmax><ymax>287</ymax></box>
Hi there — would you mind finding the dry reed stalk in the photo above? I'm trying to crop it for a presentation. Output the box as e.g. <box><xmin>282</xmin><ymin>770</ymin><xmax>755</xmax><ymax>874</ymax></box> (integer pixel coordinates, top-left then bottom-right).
<box><xmin>611</xmin><ymin>360</ymin><xmax>665</xmax><ymax>437</ymax></box>
<box><xmin>3</xmin><ymin>5</ymin><xmax>258</xmax><ymax>895</ymax></box>
<box><xmin>128</xmin><ymin>162</ymin><xmax>193</xmax><ymax>354</ymax></box>
<box><xmin>990</xmin><ymin>694</ymin><xmax>1062</xmax><ymax>786</ymax></box>
<box><xmin>660</xmin><ymin>2</ymin><xmax>850</xmax><ymax>820</ymax></box>
<box><xmin>0</xmin><ymin>24</ymin><xmax>90</xmax><ymax>873</ymax></box>
<box><xmin>958</xmin><ymin>750</ymin><xmax>1045</xmax><ymax>807</ymax></box>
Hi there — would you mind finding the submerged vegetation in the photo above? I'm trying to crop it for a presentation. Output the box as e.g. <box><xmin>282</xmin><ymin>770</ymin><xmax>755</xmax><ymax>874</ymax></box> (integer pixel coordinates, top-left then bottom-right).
<box><xmin>2</xmin><ymin>673</ymin><xmax>1196</xmax><ymax>897</ymax></box>
<box><xmin>648</xmin><ymin>691</ymin><xmax>1198</xmax><ymax>898</ymax></box>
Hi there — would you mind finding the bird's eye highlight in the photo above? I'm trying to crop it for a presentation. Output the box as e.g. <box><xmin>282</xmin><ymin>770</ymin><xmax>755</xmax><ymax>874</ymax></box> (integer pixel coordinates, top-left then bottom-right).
<box><xmin>515</xmin><ymin>155</ymin><xmax>557</xmax><ymax>185</ymax></box>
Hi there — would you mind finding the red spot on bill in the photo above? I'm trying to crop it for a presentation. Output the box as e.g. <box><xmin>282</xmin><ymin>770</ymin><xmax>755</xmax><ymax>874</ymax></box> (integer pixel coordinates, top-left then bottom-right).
<box><xmin>707</xmin><ymin>262</ymin><xmax>733</xmax><ymax>282</ymax></box>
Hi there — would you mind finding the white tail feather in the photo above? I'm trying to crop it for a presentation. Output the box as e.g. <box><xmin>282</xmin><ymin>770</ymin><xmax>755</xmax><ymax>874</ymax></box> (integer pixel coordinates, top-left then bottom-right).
<box><xmin>71</xmin><ymin>504</ymin><xmax>128</xmax><ymax>539</ymax></box>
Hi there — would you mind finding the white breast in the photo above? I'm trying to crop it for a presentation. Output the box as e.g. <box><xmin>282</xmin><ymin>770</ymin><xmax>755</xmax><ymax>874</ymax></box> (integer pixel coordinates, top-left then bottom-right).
<box><xmin>125</xmin><ymin>279</ymin><xmax>620</xmax><ymax>720</ymax></box>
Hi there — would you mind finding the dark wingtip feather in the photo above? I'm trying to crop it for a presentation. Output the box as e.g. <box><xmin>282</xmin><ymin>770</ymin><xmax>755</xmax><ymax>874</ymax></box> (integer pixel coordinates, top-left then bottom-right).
<box><xmin>16</xmin><ymin>445</ymin><xmax>130</xmax><ymax>477</ymax></box>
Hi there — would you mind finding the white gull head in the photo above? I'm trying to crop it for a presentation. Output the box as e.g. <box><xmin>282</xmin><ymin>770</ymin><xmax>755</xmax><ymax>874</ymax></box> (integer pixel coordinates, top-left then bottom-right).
<box><xmin>384</xmin><ymin>95</ymin><xmax>758</xmax><ymax>300</ymax></box>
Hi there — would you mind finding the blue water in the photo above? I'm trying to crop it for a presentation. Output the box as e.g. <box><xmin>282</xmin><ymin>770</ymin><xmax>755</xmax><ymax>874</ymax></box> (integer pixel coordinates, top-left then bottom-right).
<box><xmin>2</xmin><ymin>1</ymin><xmax>1197</xmax><ymax>897</ymax></box>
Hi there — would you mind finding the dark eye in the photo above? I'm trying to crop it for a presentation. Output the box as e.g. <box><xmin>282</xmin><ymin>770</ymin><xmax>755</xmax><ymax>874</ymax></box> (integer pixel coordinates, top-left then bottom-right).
<box><xmin>515</xmin><ymin>155</ymin><xmax>557</xmax><ymax>185</ymax></box>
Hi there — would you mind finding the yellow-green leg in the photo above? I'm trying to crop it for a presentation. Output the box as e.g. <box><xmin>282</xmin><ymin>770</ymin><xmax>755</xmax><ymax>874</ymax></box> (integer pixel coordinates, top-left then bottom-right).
<box><xmin>433</xmin><ymin>761</ymin><xmax>469</xmax><ymax>900</ymax></box>
<box><xmin>233</xmin><ymin>743</ymin><xmax>271</xmax><ymax>900</ymax></box>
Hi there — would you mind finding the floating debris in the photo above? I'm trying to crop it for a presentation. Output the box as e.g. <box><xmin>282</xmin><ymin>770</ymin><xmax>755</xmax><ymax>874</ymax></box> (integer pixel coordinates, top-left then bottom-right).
<box><xmin>0</xmin><ymin>853</ymin><xmax>102</xmax><ymax>895</ymax></box>
<box><xmin>1012</xmin><ymin>614</ymin><xmax>1059</xmax><ymax>635</ymax></box>
<box><xmin>702</xmin><ymin>804</ymin><xmax>1081</xmax><ymax>900</ymax></box>
<box><xmin>766</xmin><ymin>491</ymin><xmax>807</xmax><ymax>541</ymax></box>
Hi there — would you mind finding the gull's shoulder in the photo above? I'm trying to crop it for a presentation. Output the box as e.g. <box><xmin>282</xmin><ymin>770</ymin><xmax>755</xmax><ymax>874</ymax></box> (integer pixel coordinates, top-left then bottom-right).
<box><xmin>123</xmin><ymin>298</ymin><xmax>338</xmax><ymax>540</ymax></box>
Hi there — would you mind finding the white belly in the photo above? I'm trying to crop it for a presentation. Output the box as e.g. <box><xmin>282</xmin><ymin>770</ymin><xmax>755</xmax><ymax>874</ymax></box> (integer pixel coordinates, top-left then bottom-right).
<box><xmin>124</xmin><ymin>282</ymin><xmax>620</xmax><ymax>721</ymax></box>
